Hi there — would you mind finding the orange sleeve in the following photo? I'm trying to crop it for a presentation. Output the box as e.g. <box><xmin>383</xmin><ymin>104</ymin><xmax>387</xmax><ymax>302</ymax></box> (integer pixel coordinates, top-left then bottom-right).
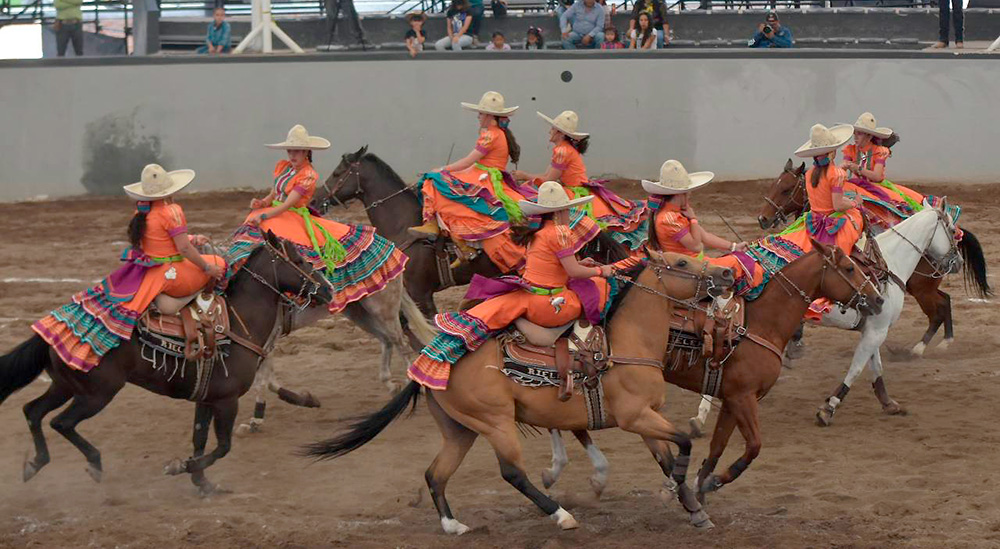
<box><xmin>551</xmin><ymin>145</ymin><xmax>570</xmax><ymax>170</ymax></box>
<box><xmin>164</xmin><ymin>203</ymin><xmax>188</xmax><ymax>237</ymax></box>
<box><xmin>829</xmin><ymin>166</ymin><xmax>848</xmax><ymax>193</ymax></box>
<box><xmin>658</xmin><ymin>210</ymin><xmax>691</xmax><ymax>242</ymax></box>
<box><xmin>872</xmin><ymin>146</ymin><xmax>890</xmax><ymax>165</ymax></box>
<box><xmin>290</xmin><ymin>168</ymin><xmax>318</xmax><ymax>201</ymax></box>
<box><xmin>475</xmin><ymin>128</ymin><xmax>496</xmax><ymax>155</ymax></box>
<box><xmin>841</xmin><ymin>144</ymin><xmax>856</xmax><ymax>163</ymax></box>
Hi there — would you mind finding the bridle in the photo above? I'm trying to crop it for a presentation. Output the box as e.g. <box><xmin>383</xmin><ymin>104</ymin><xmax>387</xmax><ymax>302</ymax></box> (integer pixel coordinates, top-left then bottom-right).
<box><xmin>613</xmin><ymin>257</ymin><xmax>727</xmax><ymax>310</ymax></box>
<box><xmin>238</xmin><ymin>239</ymin><xmax>329</xmax><ymax>312</ymax></box>
<box><xmin>318</xmin><ymin>157</ymin><xmax>420</xmax><ymax>215</ymax></box>
<box><xmin>889</xmin><ymin>207</ymin><xmax>962</xmax><ymax>279</ymax></box>
<box><xmin>771</xmin><ymin>247</ymin><xmax>880</xmax><ymax>314</ymax></box>
<box><xmin>761</xmin><ymin>168</ymin><xmax>807</xmax><ymax>228</ymax></box>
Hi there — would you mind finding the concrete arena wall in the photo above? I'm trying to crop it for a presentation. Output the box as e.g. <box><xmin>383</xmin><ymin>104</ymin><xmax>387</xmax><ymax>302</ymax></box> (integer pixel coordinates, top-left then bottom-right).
<box><xmin>0</xmin><ymin>51</ymin><xmax>997</xmax><ymax>201</ymax></box>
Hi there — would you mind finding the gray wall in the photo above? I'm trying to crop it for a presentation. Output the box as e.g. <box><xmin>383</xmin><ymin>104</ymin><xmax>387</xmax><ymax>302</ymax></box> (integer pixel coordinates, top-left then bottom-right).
<box><xmin>0</xmin><ymin>51</ymin><xmax>997</xmax><ymax>201</ymax></box>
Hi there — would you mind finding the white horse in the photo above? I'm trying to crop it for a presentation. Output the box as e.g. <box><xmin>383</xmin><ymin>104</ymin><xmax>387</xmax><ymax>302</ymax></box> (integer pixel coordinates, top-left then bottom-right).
<box><xmin>542</xmin><ymin>201</ymin><xmax>963</xmax><ymax>492</ymax></box>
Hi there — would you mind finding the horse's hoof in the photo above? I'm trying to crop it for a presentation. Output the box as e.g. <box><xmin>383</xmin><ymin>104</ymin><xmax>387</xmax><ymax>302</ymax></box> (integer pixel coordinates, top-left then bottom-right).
<box><xmin>541</xmin><ymin>469</ymin><xmax>557</xmax><ymax>489</ymax></box>
<box><xmin>384</xmin><ymin>380</ymin><xmax>402</xmax><ymax>394</ymax></box>
<box><xmin>22</xmin><ymin>453</ymin><xmax>44</xmax><ymax>483</ymax></box>
<box><xmin>698</xmin><ymin>474</ymin><xmax>722</xmax><ymax>505</ymax></box>
<box><xmin>815</xmin><ymin>404</ymin><xmax>835</xmax><ymax>427</ymax></box>
<box><xmin>689</xmin><ymin>417</ymin><xmax>706</xmax><ymax>439</ymax></box>
<box><xmin>882</xmin><ymin>400</ymin><xmax>907</xmax><ymax>416</ymax></box>
<box><xmin>163</xmin><ymin>458</ymin><xmax>187</xmax><ymax>476</ymax></box>
<box><xmin>690</xmin><ymin>509</ymin><xmax>714</xmax><ymax>530</ymax></box>
<box><xmin>440</xmin><ymin>517</ymin><xmax>471</xmax><ymax>535</ymax></box>
<box><xmin>938</xmin><ymin>338</ymin><xmax>953</xmax><ymax>352</ymax></box>
<box><xmin>588</xmin><ymin>475</ymin><xmax>606</xmax><ymax>499</ymax></box>
<box><xmin>910</xmin><ymin>341</ymin><xmax>927</xmax><ymax>357</ymax></box>
<box><xmin>235</xmin><ymin>423</ymin><xmax>260</xmax><ymax>437</ymax></box>
<box><xmin>197</xmin><ymin>482</ymin><xmax>231</xmax><ymax>497</ymax></box>
<box><xmin>551</xmin><ymin>508</ymin><xmax>579</xmax><ymax>530</ymax></box>
<box><xmin>300</xmin><ymin>391</ymin><xmax>322</xmax><ymax>408</ymax></box>
<box><xmin>86</xmin><ymin>462</ymin><xmax>103</xmax><ymax>483</ymax></box>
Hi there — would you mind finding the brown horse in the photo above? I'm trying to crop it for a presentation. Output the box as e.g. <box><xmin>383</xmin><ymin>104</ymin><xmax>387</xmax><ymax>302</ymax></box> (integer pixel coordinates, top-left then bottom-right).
<box><xmin>0</xmin><ymin>232</ymin><xmax>332</xmax><ymax>494</ymax></box>
<box><xmin>305</xmin><ymin>251</ymin><xmax>735</xmax><ymax>532</ymax></box>
<box><xmin>758</xmin><ymin>158</ymin><xmax>991</xmax><ymax>355</ymax></box>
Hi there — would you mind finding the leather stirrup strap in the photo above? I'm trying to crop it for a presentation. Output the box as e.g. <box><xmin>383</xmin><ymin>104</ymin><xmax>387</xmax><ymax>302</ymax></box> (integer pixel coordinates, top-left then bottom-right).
<box><xmin>555</xmin><ymin>338</ymin><xmax>573</xmax><ymax>401</ymax></box>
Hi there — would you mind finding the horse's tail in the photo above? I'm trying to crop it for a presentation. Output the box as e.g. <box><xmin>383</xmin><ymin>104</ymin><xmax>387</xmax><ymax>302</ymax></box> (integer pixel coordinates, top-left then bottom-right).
<box><xmin>0</xmin><ymin>335</ymin><xmax>50</xmax><ymax>405</ymax></box>
<box><xmin>301</xmin><ymin>380</ymin><xmax>421</xmax><ymax>461</ymax></box>
<box><xmin>400</xmin><ymin>292</ymin><xmax>438</xmax><ymax>346</ymax></box>
<box><xmin>958</xmin><ymin>229</ymin><xmax>992</xmax><ymax>298</ymax></box>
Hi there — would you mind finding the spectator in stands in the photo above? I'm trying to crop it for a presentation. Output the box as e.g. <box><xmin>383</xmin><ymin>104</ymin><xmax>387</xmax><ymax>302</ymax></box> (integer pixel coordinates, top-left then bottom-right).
<box><xmin>404</xmin><ymin>12</ymin><xmax>427</xmax><ymax>57</ymax></box>
<box><xmin>436</xmin><ymin>0</ymin><xmax>474</xmax><ymax>51</ymax></box>
<box><xmin>53</xmin><ymin>0</ymin><xmax>83</xmax><ymax>57</ymax></box>
<box><xmin>934</xmin><ymin>0</ymin><xmax>963</xmax><ymax>48</ymax></box>
<box><xmin>554</xmin><ymin>0</ymin><xmax>574</xmax><ymax>17</ymax></box>
<box><xmin>525</xmin><ymin>26</ymin><xmax>545</xmax><ymax>49</ymax></box>
<box><xmin>197</xmin><ymin>7</ymin><xmax>231</xmax><ymax>54</ymax></box>
<box><xmin>487</xmin><ymin>31</ymin><xmax>511</xmax><ymax>50</ymax></box>
<box><xmin>629</xmin><ymin>12</ymin><xmax>657</xmax><ymax>49</ymax></box>
<box><xmin>560</xmin><ymin>0</ymin><xmax>605</xmax><ymax>49</ymax></box>
<box><xmin>491</xmin><ymin>0</ymin><xmax>508</xmax><ymax>18</ymax></box>
<box><xmin>468</xmin><ymin>0</ymin><xmax>485</xmax><ymax>42</ymax></box>
<box><xmin>601</xmin><ymin>26</ymin><xmax>625</xmax><ymax>49</ymax></box>
<box><xmin>629</xmin><ymin>0</ymin><xmax>669</xmax><ymax>48</ymax></box>
<box><xmin>597</xmin><ymin>0</ymin><xmax>613</xmax><ymax>28</ymax></box>
<box><xmin>748</xmin><ymin>11</ymin><xmax>792</xmax><ymax>48</ymax></box>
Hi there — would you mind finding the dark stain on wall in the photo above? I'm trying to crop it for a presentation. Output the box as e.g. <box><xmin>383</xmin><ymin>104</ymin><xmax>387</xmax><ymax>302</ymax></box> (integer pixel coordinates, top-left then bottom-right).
<box><xmin>80</xmin><ymin>110</ymin><xmax>170</xmax><ymax>195</ymax></box>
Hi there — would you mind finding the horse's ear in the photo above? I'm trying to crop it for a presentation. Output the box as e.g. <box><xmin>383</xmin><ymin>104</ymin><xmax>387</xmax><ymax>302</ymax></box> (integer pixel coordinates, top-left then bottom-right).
<box><xmin>797</xmin><ymin>162</ymin><xmax>806</xmax><ymax>175</ymax></box>
<box><xmin>809</xmin><ymin>236</ymin><xmax>829</xmax><ymax>256</ymax></box>
<box><xmin>784</xmin><ymin>158</ymin><xmax>793</xmax><ymax>171</ymax></box>
<box><xmin>358</xmin><ymin>144</ymin><xmax>368</xmax><ymax>157</ymax></box>
<box><xmin>264</xmin><ymin>229</ymin><xmax>279</xmax><ymax>247</ymax></box>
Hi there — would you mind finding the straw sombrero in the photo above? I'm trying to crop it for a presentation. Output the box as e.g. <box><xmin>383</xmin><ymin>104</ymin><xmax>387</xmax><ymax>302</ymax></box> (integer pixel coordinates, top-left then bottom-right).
<box><xmin>794</xmin><ymin>123</ymin><xmax>854</xmax><ymax>158</ymax></box>
<box><xmin>851</xmin><ymin>112</ymin><xmax>894</xmax><ymax>139</ymax></box>
<box><xmin>537</xmin><ymin>110</ymin><xmax>589</xmax><ymax>140</ymax></box>
<box><xmin>266</xmin><ymin>124</ymin><xmax>331</xmax><ymax>150</ymax></box>
<box><xmin>641</xmin><ymin>160</ymin><xmax>714</xmax><ymax>196</ymax></box>
<box><xmin>519</xmin><ymin>180</ymin><xmax>593</xmax><ymax>215</ymax></box>
<box><xmin>461</xmin><ymin>91</ymin><xmax>519</xmax><ymax>116</ymax></box>
<box><xmin>123</xmin><ymin>164</ymin><xmax>195</xmax><ymax>201</ymax></box>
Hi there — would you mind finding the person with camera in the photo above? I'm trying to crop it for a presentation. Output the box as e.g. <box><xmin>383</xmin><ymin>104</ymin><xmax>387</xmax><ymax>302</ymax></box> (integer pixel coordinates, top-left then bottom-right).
<box><xmin>748</xmin><ymin>11</ymin><xmax>792</xmax><ymax>48</ymax></box>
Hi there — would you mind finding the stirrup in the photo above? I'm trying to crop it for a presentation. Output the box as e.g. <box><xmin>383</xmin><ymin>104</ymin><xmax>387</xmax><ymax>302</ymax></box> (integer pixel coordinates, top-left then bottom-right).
<box><xmin>449</xmin><ymin>239</ymin><xmax>477</xmax><ymax>269</ymax></box>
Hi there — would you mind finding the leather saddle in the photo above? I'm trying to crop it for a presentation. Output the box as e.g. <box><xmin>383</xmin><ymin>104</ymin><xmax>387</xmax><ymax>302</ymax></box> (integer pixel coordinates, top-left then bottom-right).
<box><xmin>500</xmin><ymin>318</ymin><xmax>609</xmax><ymax>402</ymax></box>
<box><xmin>668</xmin><ymin>297</ymin><xmax>745</xmax><ymax>371</ymax></box>
<box><xmin>140</xmin><ymin>293</ymin><xmax>230</xmax><ymax>362</ymax></box>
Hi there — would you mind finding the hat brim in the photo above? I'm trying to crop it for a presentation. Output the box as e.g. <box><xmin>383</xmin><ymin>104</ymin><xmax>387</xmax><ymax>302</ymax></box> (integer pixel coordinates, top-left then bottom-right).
<box><xmin>123</xmin><ymin>169</ymin><xmax>196</xmax><ymax>201</ymax></box>
<box><xmin>265</xmin><ymin>136</ymin><xmax>332</xmax><ymax>150</ymax></box>
<box><xmin>852</xmin><ymin>125</ymin><xmax>894</xmax><ymax>139</ymax></box>
<box><xmin>461</xmin><ymin>102</ymin><xmax>519</xmax><ymax>116</ymax></box>
<box><xmin>519</xmin><ymin>194</ymin><xmax>594</xmax><ymax>215</ymax></box>
<box><xmin>537</xmin><ymin>111</ymin><xmax>589</xmax><ymax>140</ymax></box>
<box><xmin>641</xmin><ymin>171</ymin><xmax>715</xmax><ymax>195</ymax></box>
<box><xmin>794</xmin><ymin>124</ymin><xmax>854</xmax><ymax>157</ymax></box>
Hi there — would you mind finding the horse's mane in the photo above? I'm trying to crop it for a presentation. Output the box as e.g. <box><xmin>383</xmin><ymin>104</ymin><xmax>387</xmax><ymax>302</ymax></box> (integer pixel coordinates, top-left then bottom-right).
<box><xmin>361</xmin><ymin>152</ymin><xmax>419</xmax><ymax>196</ymax></box>
<box><xmin>603</xmin><ymin>263</ymin><xmax>644</xmax><ymax>322</ymax></box>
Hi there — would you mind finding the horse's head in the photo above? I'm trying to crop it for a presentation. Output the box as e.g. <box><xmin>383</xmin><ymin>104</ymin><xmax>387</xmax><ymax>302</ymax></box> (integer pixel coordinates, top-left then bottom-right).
<box><xmin>311</xmin><ymin>145</ymin><xmax>369</xmax><ymax>215</ymax></box>
<box><xmin>243</xmin><ymin>231</ymin><xmax>333</xmax><ymax>308</ymax></box>
<box><xmin>810</xmin><ymin>238</ymin><xmax>883</xmax><ymax>316</ymax></box>
<box><xmin>922</xmin><ymin>197</ymin><xmax>963</xmax><ymax>276</ymax></box>
<box><xmin>645</xmin><ymin>250</ymin><xmax>735</xmax><ymax>301</ymax></box>
<box><xmin>759</xmin><ymin>159</ymin><xmax>806</xmax><ymax>230</ymax></box>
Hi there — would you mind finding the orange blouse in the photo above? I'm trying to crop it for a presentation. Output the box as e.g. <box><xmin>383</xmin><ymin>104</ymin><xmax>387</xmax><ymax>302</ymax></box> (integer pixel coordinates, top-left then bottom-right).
<box><xmin>141</xmin><ymin>200</ymin><xmax>187</xmax><ymax>258</ymax></box>
<box><xmin>805</xmin><ymin>165</ymin><xmax>849</xmax><ymax>216</ymax></box>
<box><xmin>523</xmin><ymin>221</ymin><xmax>590</xmax><ymax>288</ymax></box>
<box><xmin>652</xmin><ymin>202</ymin><xmax>698</xmax><ymax>257</ymax></box>
<box><xmin>273</xmin><ymin>160</ymin><xmax>319</xmax><ymax>208</ymax></box>
<box><xmin>474</xmin><ymin>126</ymin><xmax>509</xmax><ymax>170</ymax></box>
<box><xmin>842</xmin><ymin>143</ymin><xmax>889</xmax><ymax>168</ymax></box>
<box><xmin>551</xmin><ymin>143</ymin><xmax>588</xmax><ymax>187</ymax></box>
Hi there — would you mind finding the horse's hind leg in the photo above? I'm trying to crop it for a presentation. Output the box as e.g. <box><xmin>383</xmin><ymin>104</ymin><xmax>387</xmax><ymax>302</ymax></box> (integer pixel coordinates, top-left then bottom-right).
<box><xmin>346</xmin><ymin>296</ymin><xmax>406</xmax><ymax>392</ymax></box>
<box><xmin>870</xmin><ymin>348</ymin><xmax>906</xmax><ymax>416</ymax></box>
<box><xmin>910</xmin><ymin>280</ymin><xmax>949</xmax><ymax>356</ymax></box>
<box><xmin>541</xmin><ymin>429</ymin><xmax>568</xmax><ymax>489</ymax></box>
<box><xmin>425</xmin><ymin>393</ymin><xmax>479</xmax><ymax>535</ymax></box>
<box><xmin>22</xmin><ymin>383</ymin><xmax>72</xmax><ymax>482</ymax></box>
<box><xmin>49</xmin><ymin>393</ymin><xmax>116</xmax><ymax>483</ymax></box>
<box><xmin>573</xmin><ymin>430</ymin><xmax>608</xmax><ymax>497</ymax></box>
<box><xmin>937</xmin><ymin>290</ymin><xmax>954</xmax><ymax>350</ymax></box>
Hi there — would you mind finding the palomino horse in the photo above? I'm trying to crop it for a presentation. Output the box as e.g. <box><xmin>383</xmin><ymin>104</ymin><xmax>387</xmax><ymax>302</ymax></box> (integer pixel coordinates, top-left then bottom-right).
<box><xmin>759</xmin><ymin>159</ymin><xmax>991</xmax><ymax>355</ymax></box>
<box><xmin>304</xmin><ymin>251</ymin><xmax>735</xmax><ymax>533</ymax></box>
<box><xmin>541</xmin><ymin>239</ymin><xmax>886</xmax><ymax>501</ymax></box>
<box><xmin>0</xmin><ymin>232</ymin><xmax>331</xmax><ymax>494</ymax></box>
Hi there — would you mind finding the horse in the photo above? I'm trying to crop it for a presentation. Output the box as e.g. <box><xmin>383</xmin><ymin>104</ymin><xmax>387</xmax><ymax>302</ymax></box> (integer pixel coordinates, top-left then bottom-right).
<box><xmin>310</xmin><ymin>146</ymin><xmax>631</xmax><ymax>317</ymax></box>
<box><xmin>758</xmin><ymin>159</ymin><xmax>991</xmax><ymax>356</ymax></box>
<box><xmin>539</xmin><ymin>239</ymin><xmax>886</xmax><ymax>501</ymax></box>
<box><xmin>0</xmin><ymin>232</ymin><xmax>331</xmax><ymax>495</ymax></box>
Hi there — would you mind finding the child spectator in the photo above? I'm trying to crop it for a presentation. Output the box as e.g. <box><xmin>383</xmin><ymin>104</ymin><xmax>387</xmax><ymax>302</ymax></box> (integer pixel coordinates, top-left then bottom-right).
<box><xmin>525</xmin><ymin>26</ymin><xmax>544</xmax><ymax>49</ymax></box>
<box><xmin>404</xmin><ymin>11</ymin><xmax>427</xmax><ymax>57</ymax></box>
<box><xmin>435</xmin><ymin>0</ymin><xmax>474</xmax><ymax>51</ymax></box>
<box><xmin>197</xmin><ymin>7</ymin><xmax>231</xmax><ymax>54</ymax></box>
<box><xmin>601</xmin><ymin>26</ymin><xmax>625</xmax><ymax>49</ymax></box>
<box><xmin>486</xmin><ymin>30</ymin><xmax>511</xmax><ymax>50</ymax></box>
<box><xmin>629</xmin><ymin>0</ymin><xmax>669</xmax><ymax>47</ymax></box>
<box><xmin>629</xmin><ymin>12</ymin><xmax>657</xmax><ymax>50</ymax></box>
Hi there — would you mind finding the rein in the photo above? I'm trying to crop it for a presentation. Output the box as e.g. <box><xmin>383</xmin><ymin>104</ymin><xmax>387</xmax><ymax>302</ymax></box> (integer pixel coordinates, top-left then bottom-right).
<box><xmin>762</xmin><ymin>169</ymin><xmax>807</xmax><ymax>227</ymax></box>
<box><xmin>319</xmin><ymin>158</ymin><xmax>420</xmax><ymax>215</ymax></box>
<box><xmin>888</xmin><ymin>209</ymin><xmax>960</xmax><ymax>279</ymax></box>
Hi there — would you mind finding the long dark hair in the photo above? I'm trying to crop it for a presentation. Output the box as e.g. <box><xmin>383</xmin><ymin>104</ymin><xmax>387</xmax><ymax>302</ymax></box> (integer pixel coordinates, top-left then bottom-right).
<box><xmin>809</xmin><ymin>158</ymin><xmax>829</xmax><ymax>188</ymax></box>
<box><xmin>644</xmin><ymin>195</ymin><xmax>671</xmax><ymax>252</ymax></box>
<box><xmin>526</xmin><ymin>26</ymin><xmax>544</xmax><ymax>48</ymax></box>
<box><xmin>635</xmin><ymin>13</ymin><xmax>653</xmax><ymax>47</ymax></box>
<box><xmin>567</xmin><ymin>135</ymin><xmax>590</xmax><ymax>155</ymax></box>
<box><xmin>127</xmin><ymin>208</ymin><xmax>149</xmax><ymax>249</ymax></box>
<box><xmin>512</xmin><ymin>212</ymin><xmax>553</xmax><ymax>247</ymax></box>
<box><xmin>497</xmin><ymin>116</ymin><xmax>520</xmax><ymax>164</ymax></box>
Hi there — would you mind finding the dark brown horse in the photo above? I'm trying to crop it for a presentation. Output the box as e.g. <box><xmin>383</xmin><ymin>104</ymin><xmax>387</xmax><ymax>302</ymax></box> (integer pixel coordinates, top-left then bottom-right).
<box><xmin>758</xmin><ymin>158</ymin><xmax>991</xmax><ymax>355</ymax></box>
<box><xmin>0</xmin><ymin>232</ymin><xmax>331</xmax><ymax>494</ymax></box>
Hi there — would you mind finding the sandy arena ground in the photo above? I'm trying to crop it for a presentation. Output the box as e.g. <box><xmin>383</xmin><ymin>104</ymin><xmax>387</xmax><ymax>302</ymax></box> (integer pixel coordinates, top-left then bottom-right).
<box><xmin>0</xmin><ymin>180</ymin><xmax>998</xmax><ymax>549</ymax></box>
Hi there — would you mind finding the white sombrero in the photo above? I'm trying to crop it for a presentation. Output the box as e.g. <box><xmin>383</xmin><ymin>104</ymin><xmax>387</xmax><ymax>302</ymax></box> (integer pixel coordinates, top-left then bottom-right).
<box><xmin>519</xmin><ymin>180</ymin><xmax>593</xmax><ymax>215</ymax></box>
<box><xmin>850</xmin><ymin>112</ymin><xmax>894</xmax><ymax>139</ymax></box>
<box><xmin>461</xmin><ymin>91</ymin><xmax>519</xmax><ymax>116</ymax></box>
<box><xmin>794</xmin><ymin>123</ymin><xmax>854</xmax><ymax>158</ymax></box>
<box><xmin>641</xmin><ymin>160</ymin><xmax>715</xmax><ymax>196</ymax></box>
<box><xmin>123</xmin><ymin>164</ymin><xmax>196</xmax><ymax>201</ymax></box>
<box><xmin>537</xmin><ymin>110</ymin><xmax>589</xmax><ymax>140</ymax></box>
<box><xmin>266</xmin><ymin>124</ymin><xmax>331</xmax><ymax>150</ymax></box>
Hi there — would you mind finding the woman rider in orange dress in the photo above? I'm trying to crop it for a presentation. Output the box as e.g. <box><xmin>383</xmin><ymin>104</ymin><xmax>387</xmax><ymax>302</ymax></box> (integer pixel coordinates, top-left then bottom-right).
<box><xmin>231</xmin><ymin>125</ymin><xmax>407</xmax><ymax>314</ymax></box>
<box><xmin>33</xmin><ymin>164</ymin><xmax>226</xmax><ymax>372</ymax></box>
<box><xmin>408</xmin><ymin>91</ymin><xmax>533</xmax><ymax>273</ymax></box>
<box><xmin>513</xmin><ymin>110</ymin><xmax>647</xmax><ymax>251</ymax></box>
<box><xmin>407</xmin><ymin>181</ymin><xmax>615</xmax><ymax>392</ymax></box>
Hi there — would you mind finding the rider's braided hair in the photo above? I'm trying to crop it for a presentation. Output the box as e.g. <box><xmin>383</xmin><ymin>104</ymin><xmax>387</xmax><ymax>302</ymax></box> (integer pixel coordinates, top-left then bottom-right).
<box><xmin>127</xmin><ymin>202</ymin><xmax>151</xmax><ymax>249</ymax></box>
<box><xmin>512</xmin><ymin>212</ymin><xmax>553</xmax><ymax>247</ymax></box>
<box><xmin>567</xmin><ymin>135</ymin><xmax>590</xmax><ymax>155</ymax></box>
<box><xmin>496</xmin><ymin>116</ymin><xmax>520</xmax><ymax>164</ymax></box>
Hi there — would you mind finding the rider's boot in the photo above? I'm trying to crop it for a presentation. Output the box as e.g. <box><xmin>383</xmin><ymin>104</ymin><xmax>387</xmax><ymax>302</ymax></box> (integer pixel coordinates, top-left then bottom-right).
<box><xmin>408</xmin><ymin>221</ymin><xmax>440</xmax><ymax>238</ymax></box>
<box><xmin>449</xmin><ymin>238</ymin><xmax>477</xmax><ymax>269</ymax></box>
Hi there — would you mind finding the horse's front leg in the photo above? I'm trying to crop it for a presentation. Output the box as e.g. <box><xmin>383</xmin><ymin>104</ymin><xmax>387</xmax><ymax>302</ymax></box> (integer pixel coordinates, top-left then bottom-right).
<box><xmin>166</xmin><ymin>397</ymin><xmax>238</xmax><ymax>495</ymax></box>
<box><xmin>236</xmin><ymin>358</ymin><xmax>270</xmax><ymax>436</ymax></box>
<box><xmin>816</xmin><ymin>323</ymin><xmax>885</xmax><ymax>427</ymax></box>
<box><xmin>698</xmin><ymin>394</ymin><xmax>760</xmax><ymax>503</ymax></box>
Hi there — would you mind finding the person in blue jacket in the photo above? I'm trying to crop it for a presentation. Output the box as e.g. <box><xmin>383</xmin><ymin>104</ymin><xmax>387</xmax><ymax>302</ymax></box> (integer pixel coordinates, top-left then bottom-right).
<box><xmin>749</xmin><ymin>11</ymin><xmax>792</xmax><ymax>48</ymax></box>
